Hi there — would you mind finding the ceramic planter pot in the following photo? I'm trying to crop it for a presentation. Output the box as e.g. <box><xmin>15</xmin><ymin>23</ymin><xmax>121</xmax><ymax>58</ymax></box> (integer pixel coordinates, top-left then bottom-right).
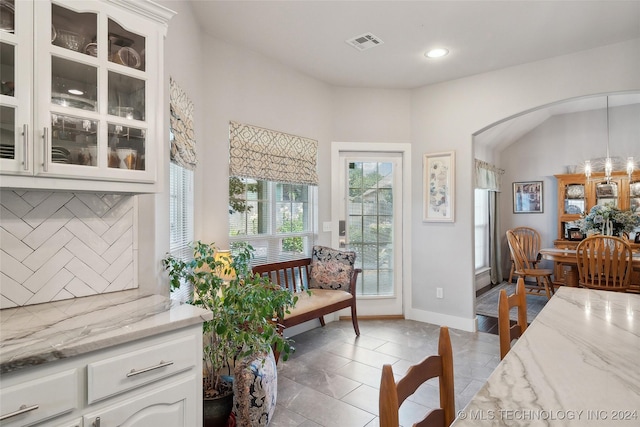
<box><xmin>203</xmin><ymin>391</ymin><xmax>234</xmax><ymax>427</ymax></box>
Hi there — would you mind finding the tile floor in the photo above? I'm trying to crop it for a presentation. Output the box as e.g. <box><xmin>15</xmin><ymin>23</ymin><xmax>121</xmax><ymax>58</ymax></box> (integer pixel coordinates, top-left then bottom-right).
<box><xmin>270</xmin><ymin>319</ymin><xmax>501</xmax><ymax>427</ymax></box>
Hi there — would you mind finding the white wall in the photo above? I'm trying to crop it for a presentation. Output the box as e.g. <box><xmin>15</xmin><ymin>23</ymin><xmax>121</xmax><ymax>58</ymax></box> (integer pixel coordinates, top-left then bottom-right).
<box><xmin>138</xmin><ymin>0</ymin><xmax>205</xmax><ymax>295</ymax></box>
<box><xmin>200</xmin><ymin>37</ymin><xmax>333</xmax><ymax>247</ymax></box>
<box><xmin>149</xmin><ymin>4</ymin><xmax>639</xmax><ymax>330</ymax></box>
<box><xmin>409</xmin><ymin>38</ymin><xmax>640</xmax><ymax>331</ymax></box>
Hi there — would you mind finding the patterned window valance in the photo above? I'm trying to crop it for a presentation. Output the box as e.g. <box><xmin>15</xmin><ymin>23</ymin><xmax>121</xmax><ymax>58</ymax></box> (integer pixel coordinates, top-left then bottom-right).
<box><xmin>169</xmin><ymin>77</ymin><xmax>197</xmax><ymax>170</ymax></box>
<box><xmin>229</xmin><ymin>121</ymin><xmax>319</xmax><ymax>186</ymax></box>
<box><xmin>475</xmin><ymin>159</ymin><xmax>504</xmax><ymax>191</ymax></box>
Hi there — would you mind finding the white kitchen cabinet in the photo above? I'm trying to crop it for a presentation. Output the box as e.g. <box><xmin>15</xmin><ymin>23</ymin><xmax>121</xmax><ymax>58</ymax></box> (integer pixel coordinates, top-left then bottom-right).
<box><xmin>83</xmin><ymin>376</ymin><xmax>195</xmax><ymax>427</ymax></box>
<box><xmin>0</xmin><ymin>369</ymin><xmax>78</xmax><ymax>426</ymax></box>
<box><xmin>0</xmin><ymin>0</ymin><xmax>174</xmax><ymax>193</ymax></box>
<box><xmin>0</xmin><ymin>325</ymin><xmax>202</xmax><ymax>427</ymax></box>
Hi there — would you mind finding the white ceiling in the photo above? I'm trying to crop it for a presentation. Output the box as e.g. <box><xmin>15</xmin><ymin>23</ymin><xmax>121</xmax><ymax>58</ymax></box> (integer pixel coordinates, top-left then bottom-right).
<box><xmin>188</xmin><ymin>1</ymin><xmax>640</xmax><ymax>148</ymax></box>
<box><xmin>191</xmin><ymin>0</ymin><xmax>640</xmax><ymax>90</ymax></box>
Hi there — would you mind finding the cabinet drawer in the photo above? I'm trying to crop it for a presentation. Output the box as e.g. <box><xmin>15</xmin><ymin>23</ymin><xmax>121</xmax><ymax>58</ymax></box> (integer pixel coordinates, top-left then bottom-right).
<box><xmin>87</xmin><ymin>335</ymin><xmax>197</xmax><ymax>404</ymax></box>
<box><xmin>0</xmin><ymin>369</ymin><xmax>78</xmax><ymax>427</ymax></box>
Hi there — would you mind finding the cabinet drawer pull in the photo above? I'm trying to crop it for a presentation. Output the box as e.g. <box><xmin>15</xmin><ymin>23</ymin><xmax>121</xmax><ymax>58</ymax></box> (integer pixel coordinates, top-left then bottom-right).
<box><xmin>22</xmin><ymin>124</ymin><xmax>29</xmax><ymax>170</ymax></box>
<box><xmin>0</xmin><ymin>404</ymin><xmax>39</xmax><ymax>421</ymax></box>
<box><xmin>126</xmin><ymin>360</ymin><xmax>174</xmax><ymax>377</ymax></box>
<box><xmin>42</xmin><ymin>127</ymin><xmax>49</xmax><ymax>172</ymax></box>
<box><xmin>93</xmin><ymin>416</ymin><xmax>101</xmax><ymax>427</ymax></box>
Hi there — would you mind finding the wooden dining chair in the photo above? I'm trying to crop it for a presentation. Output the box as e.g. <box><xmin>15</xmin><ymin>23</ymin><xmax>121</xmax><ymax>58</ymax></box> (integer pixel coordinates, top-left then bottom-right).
<box><xmin>506</xmin><ymin>230</ymin><xmax>555</xmax><ymax>299</ymax></box>
<box><xmin>576</xmin><ymin>235</ymin><xmax>633</xmax><ymax>292</ymax></box>
<box><xmin>498</xmin><ymin>278</ymin><xmax>528</xmax><ymax>360</ymax></box>
<box><xmin>379</xmin><ymin>326</ymin><xmax>455</xmax><ymax>427</ymax></box>
<box><xmin>507</xmin><ymin>227</ymin><xmax>542</xmax><ymax>284</ymax></box>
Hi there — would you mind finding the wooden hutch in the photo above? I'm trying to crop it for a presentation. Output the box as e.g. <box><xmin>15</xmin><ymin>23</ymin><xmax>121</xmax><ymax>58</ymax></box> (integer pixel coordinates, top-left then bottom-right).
<box><xmin>553</xmin><ymin>170</ymin><xmax>640</xmax><ymax>290</ymax></box>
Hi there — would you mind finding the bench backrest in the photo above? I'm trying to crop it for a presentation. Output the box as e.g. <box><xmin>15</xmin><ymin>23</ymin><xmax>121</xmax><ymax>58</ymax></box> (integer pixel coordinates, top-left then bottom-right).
<box><xmin>252</xmin><ymin>258</ymin><xmax>312</xmax><ymax>293</ymax></box>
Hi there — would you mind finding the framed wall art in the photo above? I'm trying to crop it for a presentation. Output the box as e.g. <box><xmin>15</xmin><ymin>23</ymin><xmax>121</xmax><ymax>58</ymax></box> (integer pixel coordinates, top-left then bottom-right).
<box><xmin>423</xmin><ymin>151</ymin><xmax>455</xmax><ymax>222</ymax></box>
<box><xmin>513</xmin><ymin>181</ymin><xmax>543</xmax><ymax>213</ymax></box>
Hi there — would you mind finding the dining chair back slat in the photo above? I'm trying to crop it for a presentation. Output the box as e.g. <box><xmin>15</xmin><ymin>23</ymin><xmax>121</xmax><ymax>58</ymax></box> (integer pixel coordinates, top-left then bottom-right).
<box><xmin>506</xmin><ymin>230</ymin><xmax>555</xmax><ymax>299</ymax></box>
<box><xmin>379</xmin><ymin>326</ymin><xmax>455</xmax><ymax>427</ymax></box>
<box><xmin>498</xmin><ymin>278</ymin><xmax>528</xmax><ymax>360</ymax></box>
<box><xmin>507</xmin><ymin>227</ymin><xmax>541</xmax><ymax>283</ymax></box>
<box><xmin>576</xmin><ymin>235</ymin><xmax>632</xmax><ymax>292</ymax></box>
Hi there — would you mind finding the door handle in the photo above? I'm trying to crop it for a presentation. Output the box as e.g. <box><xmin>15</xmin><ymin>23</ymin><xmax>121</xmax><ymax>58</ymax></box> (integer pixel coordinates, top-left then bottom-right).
<box><xmin>339</xmin><ymin>220</ymin><xmax>346</xmax><ymax>248</ymax></box>
<box><xmin>42</xmin><ymin>127</ymin><xmax>49</xmax><ymax>172</ymax></box>
<box><xmin>22</xmin><ymin>124</ymin><xmax>29</xmax><ymax>170</ymax></box>
<box><xmin>0</xmin><ymin>404</ymin><xmax>39</xmax><ymax>421</ymax></box>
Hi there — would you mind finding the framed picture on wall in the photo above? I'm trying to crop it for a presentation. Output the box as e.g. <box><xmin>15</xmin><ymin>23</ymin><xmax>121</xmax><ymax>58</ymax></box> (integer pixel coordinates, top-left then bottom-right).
<box><xmin>513</xmin><ymin>181</ymin><xmax>543</xmax><ymax>213</ymax></box>
<box><xmin>423</xmin><ymin>151</ymin><xmax>455</xmax><ymax>222</ymax></box>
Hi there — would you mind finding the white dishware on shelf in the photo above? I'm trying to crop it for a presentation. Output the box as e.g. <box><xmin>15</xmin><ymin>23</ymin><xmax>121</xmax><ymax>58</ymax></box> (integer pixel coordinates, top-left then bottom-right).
<box><xmin>116</xmin><ymin>148</ymin><xmax>137</xmax><ymax>170</ymax></box>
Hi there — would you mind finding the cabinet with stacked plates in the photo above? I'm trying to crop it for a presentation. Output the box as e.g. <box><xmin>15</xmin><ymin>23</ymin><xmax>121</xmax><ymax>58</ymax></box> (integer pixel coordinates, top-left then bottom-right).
<box><xmin>554</xmin><ymin>171</ymin><xmax>640</xmax><ymax>248</ymax></box>
<box><xmin>0</xmin><ymin>0</ymin><xmax>173</xmax><ymax>192</ymax></box>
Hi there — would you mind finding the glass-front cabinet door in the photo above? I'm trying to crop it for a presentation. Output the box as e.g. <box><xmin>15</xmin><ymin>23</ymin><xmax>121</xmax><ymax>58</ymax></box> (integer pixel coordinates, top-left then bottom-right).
<box><xmin>0</xmin><ymin>0</ymin><xmax>170</xmax><ymax>191</ymax></box>
<box><xmin>595</xmin><ymin>181</ymin><xmax>619</xmax><ymax>207</ymax></box>
<box><xmin>0</xmin><ymin>0</ymin><xmax>32</xmax><ymax>174</ymax></box>
<box><xmin>35</xmin><ymin>0</ymin><xmax>157</xmax><ymax>183</ymax></box>
<box><xmin>630</xmin><ymin>181</ymin><xmax>640</xmax><ymax>214</ymax></box>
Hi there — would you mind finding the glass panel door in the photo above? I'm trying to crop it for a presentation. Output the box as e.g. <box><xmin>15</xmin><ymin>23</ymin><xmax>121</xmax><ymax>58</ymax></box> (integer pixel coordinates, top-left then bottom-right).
<box><xmin>347</xmin><ymin>160</ymin><xmax>395</xmax><ymax>296</ymax></box>
<box><xmin>337</xmin><ymin>151</ymin><xmax>403</xmax><ymax>317</ymax></box>
<box><xmin>0</xmin><ymin>0</ymin><xmax>31</xmax><ymax>174</ymax></box>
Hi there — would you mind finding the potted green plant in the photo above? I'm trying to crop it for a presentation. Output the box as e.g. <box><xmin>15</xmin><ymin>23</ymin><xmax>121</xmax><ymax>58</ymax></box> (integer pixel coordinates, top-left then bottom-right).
<box><xmin>162</xmin><ymin>241</ymin><xmax>297</xmax><ymax>427</ymax></box>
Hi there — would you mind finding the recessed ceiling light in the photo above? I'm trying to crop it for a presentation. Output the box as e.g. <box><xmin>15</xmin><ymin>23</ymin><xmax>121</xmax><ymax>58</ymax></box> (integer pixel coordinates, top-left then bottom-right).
<box><xmin>425</xmin><ymin>48</ymin><xmax>449</xmax><ymax>58</ymax></box>
<box><xmin>68</xmin><ymin>89</ymin><xmax>84</xmax><ymax>95</ymax></box>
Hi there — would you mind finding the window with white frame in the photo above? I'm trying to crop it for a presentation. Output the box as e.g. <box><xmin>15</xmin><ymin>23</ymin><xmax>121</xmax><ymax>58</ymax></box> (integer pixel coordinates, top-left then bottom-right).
<box><xmin>474</xmin><ymin>189</ymin><xmax>490</xmax><ymax>270</ymax></box>
<box><xmin>227</xmin><ymin>121</ymin><xmax>319</xmax><ymax>264</ymax></box>
<box><xmin>229</xmin><ymin>177</ymin><xmax>314</xmax><ymax>264</ymax></box>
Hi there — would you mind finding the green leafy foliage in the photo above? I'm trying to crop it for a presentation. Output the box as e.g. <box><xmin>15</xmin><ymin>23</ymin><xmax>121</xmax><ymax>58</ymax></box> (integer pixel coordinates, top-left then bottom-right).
<box><xmin>162</xmin><ymin>241</ymin><xmax>297</xmax><ymax>395</ymax></box>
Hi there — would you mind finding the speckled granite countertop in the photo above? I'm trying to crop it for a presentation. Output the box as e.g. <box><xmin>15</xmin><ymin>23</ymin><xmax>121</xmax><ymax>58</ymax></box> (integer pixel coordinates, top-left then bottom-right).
<box><xmin>0</xmin><ymin>290</ymin><xmax>211</xmax><ymax>374</ymax></box>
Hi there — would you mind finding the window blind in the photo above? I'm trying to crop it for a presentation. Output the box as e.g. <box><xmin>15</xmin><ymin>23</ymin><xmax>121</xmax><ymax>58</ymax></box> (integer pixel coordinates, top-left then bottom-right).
<box><xmin>169</xmin><ymin>162</ymin><xmax>194</xmax><ymax>302</ymax></box>
<box><xmin>229</xmin><ymin>179</ymin><xmax>315</xmax><ymax>265</ymax></box>
<box><xmin>229</xmin><ymin>121</ymin><xmax>318</xmax><ymax>186</ymax></box>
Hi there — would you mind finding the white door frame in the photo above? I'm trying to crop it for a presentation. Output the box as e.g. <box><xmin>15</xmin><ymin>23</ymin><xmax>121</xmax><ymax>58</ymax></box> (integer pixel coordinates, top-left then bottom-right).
<box><xmin>331</xmin><ymin>142</ymin><xmax>412</xmax><ymax>317</ymax></box>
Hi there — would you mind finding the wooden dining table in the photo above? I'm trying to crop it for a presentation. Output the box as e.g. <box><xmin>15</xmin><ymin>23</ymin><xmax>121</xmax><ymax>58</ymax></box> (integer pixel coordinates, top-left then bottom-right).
<box><xmin>539</xmin><ymin>247</ymin><xmax>640</xmax><ymax>288</ymax></box>
<box><xmin>453</xmin><ymin>287</ymin><xmax>640</xmax><ymax>426</ymax></box>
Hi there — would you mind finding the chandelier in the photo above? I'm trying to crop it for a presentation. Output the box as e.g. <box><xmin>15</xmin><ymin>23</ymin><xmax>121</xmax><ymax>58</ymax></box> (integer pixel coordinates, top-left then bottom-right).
<box><xmin>584</xmin><ymin>96</ymin><xmax>634</xmax><ymax>182</ymax></box>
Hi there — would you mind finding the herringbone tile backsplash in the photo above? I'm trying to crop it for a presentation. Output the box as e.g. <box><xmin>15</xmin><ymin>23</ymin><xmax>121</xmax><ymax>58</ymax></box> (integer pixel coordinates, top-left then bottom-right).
<box><xmin>0</xmin><ymin>190</ymin><xmax>137</xmax><ymax>309</ymax></box>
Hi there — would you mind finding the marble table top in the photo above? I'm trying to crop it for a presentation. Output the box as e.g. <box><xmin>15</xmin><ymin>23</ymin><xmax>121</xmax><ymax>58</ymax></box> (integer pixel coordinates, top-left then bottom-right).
<box><xmin>453</xmin><ymin>287</ymin><xmax>640</xmax><ymax>426</ymax></box>
<box><xmin>0</xmin><ymin>290</ymin><xmax>212</xmax><ymax>374</ymax></box>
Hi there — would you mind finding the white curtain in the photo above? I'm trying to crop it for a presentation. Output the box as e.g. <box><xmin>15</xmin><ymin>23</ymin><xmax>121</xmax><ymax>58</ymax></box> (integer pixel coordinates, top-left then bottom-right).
<box><xmin>475</xmin><ymin>159</ymin><xmax>504</xmax><ymax>192</ymax></box>
<box><xmin>229</xmin><ymin>121</ymin><xmax>318</xmax><ymax>186</ymax></box>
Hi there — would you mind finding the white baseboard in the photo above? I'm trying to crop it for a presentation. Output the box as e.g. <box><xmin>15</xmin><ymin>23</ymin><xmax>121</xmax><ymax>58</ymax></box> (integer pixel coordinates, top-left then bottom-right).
<box><xmin>405</xmin><ymin>307</ymin><xmax>477</xmax><ymax>332</ymax></box>
<box><xmin>475</xmin><ymin>268</ymin><xmax>492</xmax><ymax>291</ymax></box>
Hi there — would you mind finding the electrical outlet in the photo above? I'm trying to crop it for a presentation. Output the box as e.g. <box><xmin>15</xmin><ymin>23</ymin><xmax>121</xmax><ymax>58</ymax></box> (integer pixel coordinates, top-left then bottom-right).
<box><xmin>436</xmin><ymin>287</ymin><xmax>443</xmax><ymax>299</ymax></box>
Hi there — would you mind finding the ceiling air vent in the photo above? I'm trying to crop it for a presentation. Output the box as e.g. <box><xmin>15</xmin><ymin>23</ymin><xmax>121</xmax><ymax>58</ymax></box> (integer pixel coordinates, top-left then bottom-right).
<box><xmin>346</xmin><ymin>32</ymin><xmax>384</xmax><ymax>51</ymax></box>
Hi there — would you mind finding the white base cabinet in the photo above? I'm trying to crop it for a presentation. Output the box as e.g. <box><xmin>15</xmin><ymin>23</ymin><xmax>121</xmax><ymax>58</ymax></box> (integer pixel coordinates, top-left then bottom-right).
<box><xmin>0</xmin><ymin>325</ymin><xmax>202</xmax><ymax>427</ymax></box>
<box><xmin>83</xmin><ymin>376</ymin><xmax>194</xmax><ymax>427</ymax></box>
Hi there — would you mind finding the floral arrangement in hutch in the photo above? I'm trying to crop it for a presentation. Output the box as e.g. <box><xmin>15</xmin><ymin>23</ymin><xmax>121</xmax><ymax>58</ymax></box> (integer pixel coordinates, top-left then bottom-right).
<box><xmin>577</xmin><ymin>203</ymin><xmax>640</xmax><ymax>237</ymax></box>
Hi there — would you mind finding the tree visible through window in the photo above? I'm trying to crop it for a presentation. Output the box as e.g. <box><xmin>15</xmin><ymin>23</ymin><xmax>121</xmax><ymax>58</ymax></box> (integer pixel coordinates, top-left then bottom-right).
<box><xmin>229</xmin><ymin>177</ymin><xmax>313</xmax><ymax>264</ymax></box>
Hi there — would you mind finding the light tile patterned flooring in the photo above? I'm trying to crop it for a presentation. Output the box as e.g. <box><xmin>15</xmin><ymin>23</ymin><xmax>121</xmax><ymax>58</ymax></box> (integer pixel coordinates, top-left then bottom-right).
<box><xmin>270</xmin><ymin>319</ymin><xmax>501</xmax><ymax>427</ymax></box>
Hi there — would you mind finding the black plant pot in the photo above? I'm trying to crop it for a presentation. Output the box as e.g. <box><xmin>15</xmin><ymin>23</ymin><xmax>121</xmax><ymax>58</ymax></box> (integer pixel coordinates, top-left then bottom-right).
<box><xmin>203</xmin><ymin>392</ymin><xmax>234</xmax><ymax>427</ymax></box>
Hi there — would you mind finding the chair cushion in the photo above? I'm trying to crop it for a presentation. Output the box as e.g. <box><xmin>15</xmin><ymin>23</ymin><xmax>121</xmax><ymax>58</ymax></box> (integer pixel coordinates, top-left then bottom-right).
<box><xmin>283</xmin><ymin>289</ymin><xmax>352</xmax><ymax>320</ymax></box>
<box><xmin>309</xmin><ymin>245</ymin><xmax>356</xmax><ymax>291</ymax></box>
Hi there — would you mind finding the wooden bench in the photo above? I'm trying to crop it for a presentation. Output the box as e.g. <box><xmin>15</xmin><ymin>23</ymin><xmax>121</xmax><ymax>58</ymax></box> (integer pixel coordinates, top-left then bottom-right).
<box><xmin>252</xmin><ymin>256</ymin><xmax>361</xmax><ymax>352</ymax></box>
